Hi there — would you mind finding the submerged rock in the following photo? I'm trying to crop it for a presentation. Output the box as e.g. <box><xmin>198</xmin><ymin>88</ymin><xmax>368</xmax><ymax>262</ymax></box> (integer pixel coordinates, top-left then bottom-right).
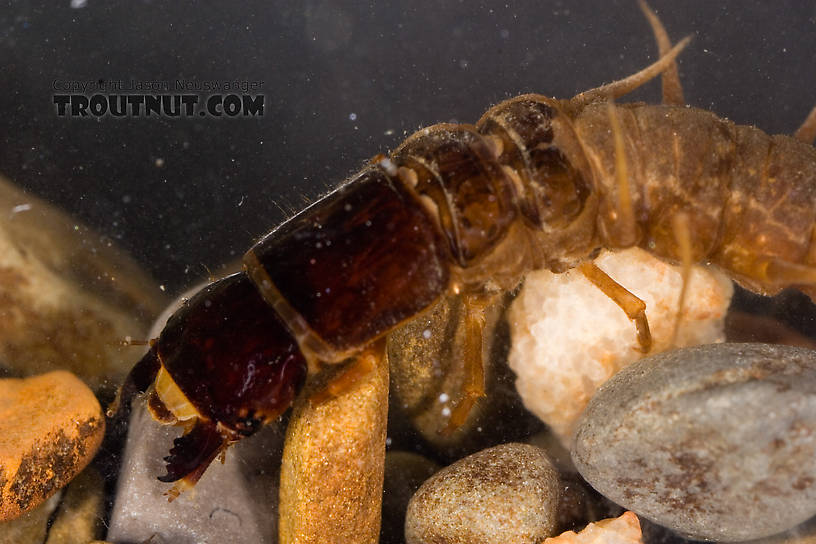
<box><xmin>44</xmin><ymin>467</ymin><xmax>105</xmax><ymax>544</ymax></box>
<box><xmin>388</xmin><ymin>292</ymin><xmax>531</xmax><ymax>459</ymax></box>
<box><xmin>0</xmin><ymin>371</ymin><xmax>104</xmax><ymax>521</ymax></box>
<box><xmin>573</xmin><ymin>343</ymin><xmax>816</xmax><ymax>541</ymax></box>
<box><xmin>0</xmin><ymin>174</ymin><xmax>165</xmax><ymax>390</ymax></box>
<box><xmin>405</xmin><ymin>443</ymin><xmax>561</xmax><ymax>544</ymax></box>
<box><xmin>279</xmin><ymin>348</ymin><xmax>389</xmax><ymax>544</ymax></box>
<box><xmin>107</xmin><ymin>404</ymin><xmax>282</xmax><ymax>544</ymax></box>
<box><xmin>0</xmin><ymin>492</ymin><xmax>62</xmax><ymax>544</ymax></box>
<box><xmin>509</xmin><ymin>247</ymin><xmax>732</xmax><ymax>446</ymax></box>
<box><xmin>544</xmin><ymin>511</ymin><xmax>643</xmax><ymax>544</ymax></box>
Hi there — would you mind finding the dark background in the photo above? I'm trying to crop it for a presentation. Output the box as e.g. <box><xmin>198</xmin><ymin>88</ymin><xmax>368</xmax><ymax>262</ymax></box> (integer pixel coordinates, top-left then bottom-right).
<box><xmin>1</xmin><ymin>0</ymin><xmax>815</xmax><ymax>298</ymax></box>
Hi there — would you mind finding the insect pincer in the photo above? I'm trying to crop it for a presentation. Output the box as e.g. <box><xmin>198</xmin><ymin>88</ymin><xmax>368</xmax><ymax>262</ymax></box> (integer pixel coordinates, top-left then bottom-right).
<box><xmin>112</xmin><ymin>272</ymin><xmax>308</xmax><ymax>498</ymax></box>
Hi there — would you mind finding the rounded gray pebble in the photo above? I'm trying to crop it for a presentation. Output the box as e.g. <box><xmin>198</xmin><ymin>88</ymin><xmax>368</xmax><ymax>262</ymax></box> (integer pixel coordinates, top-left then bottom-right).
<box><xmin>405</xmin><ymin>443</ymin><xmax>560</xmax><ymax>544</ymax></box>
<box><xmin>572</xmin><ymin>343</ymin><xmax>816</xmax><ymax>542</ymax></box>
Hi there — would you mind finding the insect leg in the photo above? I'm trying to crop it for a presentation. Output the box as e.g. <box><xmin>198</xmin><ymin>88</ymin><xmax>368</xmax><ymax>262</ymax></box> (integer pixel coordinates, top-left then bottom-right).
<box><xmin>637</xmin><ymin>0</ymin><xmax>685</xmax><ymax>105</ymax></box>
<box><xmin>106</xmin><ymin>345</ymin><xmax>160</xmax><ymax>420</ymax></box>
<box><xmin>309</xmin><ymin>339</ymin><xmax>386</xmax><ymax>405</ymax></box>
<box><xmin>730</xmin><ymin>253</ymin><xmax>816</xmax><ymax>291</ymax></box>
<box><xmin>441</xmin><ymin>294</ymin><xmax>491</xmax><ymax>435</ymax></box>
<box><xmin>670</xmin><ymin>213</ymin><xmax>693</xmax><ymax>346</ymax></box>
<box><xmin>794</xmin><ymin>104</ymin><xmax>816</xmax><ymax>144</ymax></box>
<box><xmin>606</xmin><ymin>101</ymin><xmax>638</xmax><ymax>246</ymax></box>
<box><xmin>578</xmin><ymin>261</ymin><xmax>653</xmax><ymax>353</ymax></box>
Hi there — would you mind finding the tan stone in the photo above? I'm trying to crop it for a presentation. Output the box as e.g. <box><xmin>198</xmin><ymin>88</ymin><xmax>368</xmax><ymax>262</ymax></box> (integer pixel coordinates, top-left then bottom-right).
<box><xmin>405</xmin><ymin>443</ymin><xmax>561</xmax><ymax>544</ymax></box>
<box><xmin>0</xmin><ymin>371</ymin><xmax>104</xmax><ymax>521</ymax></box>
<box><xmin>0</xmin><ymin>174</ymin><xmax>166</xmax><ymax>390</ymax></box>
<box><xmin>45</xmin><ymin>467</ymin><xmax>104</xmax><ymax>543</ymax></box>
<box><xmin>0</xmin><ymin>492</ymin><xmax>61</xmax><ymax>544</ymax></box>
<box><xmin>279</xmin><ymin>348</ymin><xmax>389</xmax><ymax>544</ymax></box>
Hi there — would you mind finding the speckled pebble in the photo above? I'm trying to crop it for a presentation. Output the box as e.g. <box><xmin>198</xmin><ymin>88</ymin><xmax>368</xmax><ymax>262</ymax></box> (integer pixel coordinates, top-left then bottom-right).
<box><xmin>0</xmin><ymin>371</ymin><xmax>104</xmax><ymax>521</ymax></box>
<box><xmin>572</xmin><ymin>343</ymin><xmax>816</xmax><ymax>541</ymax></box>
<box><xmin>279</xmin><ymin>348</ymin><xmax>389</xmax><ymax>544</ymax></box>
<box><xmin>405</xmin><ymin>442</ymin><xmax>561</xmax><ymax>544</ymax></box>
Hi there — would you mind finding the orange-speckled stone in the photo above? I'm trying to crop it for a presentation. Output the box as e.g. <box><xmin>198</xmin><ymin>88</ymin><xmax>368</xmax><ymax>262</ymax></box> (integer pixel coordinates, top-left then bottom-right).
<box><xmin>0</xmin><ymin>371</ymin><xmax>104</xmax><ymax>521</ymax></box>
<box><xmin>543</xmin><ymin>512</ymin><xmax>643</xmax><ymax>544</ymax></box>
<box><xmin>279</xmin><ymin>349</ymin><xmax>389</xmax><ymax>544</ymax></box>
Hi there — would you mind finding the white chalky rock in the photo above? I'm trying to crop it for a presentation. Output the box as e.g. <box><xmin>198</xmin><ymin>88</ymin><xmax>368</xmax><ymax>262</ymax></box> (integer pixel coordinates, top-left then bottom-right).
<box><xmin>543</xmin><ymin>511</ymin><xmax>643</xmax><ymax>544</ymax></box>
<box><xmin>508</xmin><ymin>247</ymin><xmax>733</xmax><ymax>445</ymax></box>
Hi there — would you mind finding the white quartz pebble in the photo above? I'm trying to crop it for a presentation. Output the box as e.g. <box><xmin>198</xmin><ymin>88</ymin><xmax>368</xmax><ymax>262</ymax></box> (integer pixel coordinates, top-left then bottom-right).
<box><xmin>508</xmin><ymin>247</ymin><xmax>733</xmax><ymax>445</ymax></box>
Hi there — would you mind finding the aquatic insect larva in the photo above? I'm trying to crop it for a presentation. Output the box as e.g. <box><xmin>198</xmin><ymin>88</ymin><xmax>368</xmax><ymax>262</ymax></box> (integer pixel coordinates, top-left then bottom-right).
<box><xmin>110</xmin><ymin>1</ymin><xmax>816</xmax><ymax>498</ymax></box>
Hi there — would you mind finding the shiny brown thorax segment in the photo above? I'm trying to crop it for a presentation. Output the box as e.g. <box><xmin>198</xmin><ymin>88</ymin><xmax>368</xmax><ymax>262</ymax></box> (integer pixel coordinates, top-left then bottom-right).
<box><xmin>244</xmin><ymin>166</ymin><xmax>450</xmax><ymax>361</ymax></box>
<box><xmin>476</xmin><ymin>94</ymin><xmax>590</xmax><ymax>231</ymax></box>
<box><xmin>391</xmin><ymin>123</ymin><xmax>518</xmax><ymax>267</ymax></box>
<box><xmin>244</xmin><ymin>98</ymin><xmax>605</xmax><ymax>364</ymax></box>
<box><xmin>476</xmin><ymin>95</ymin><xmax>598</xmax><ymax>273</ymax></box>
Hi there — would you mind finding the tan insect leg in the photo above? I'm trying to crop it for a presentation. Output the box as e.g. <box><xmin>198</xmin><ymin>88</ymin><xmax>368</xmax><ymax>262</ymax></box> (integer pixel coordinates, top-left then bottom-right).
<box><xmin>637</xmin><ymin>0</ymin><xmax>685</xmax><ymax>105</ymax></box>
<box><xmin>441</xmin><ymin>294</ymin><xmax>489</xmax><ymax>435</ymax></box>
<box><xmin>579</xmin><ymin>261</ymin><xmax>652</xmax><ymax>353</ymax></box>
<box><xmin>606</xmin><ymin>101</ymin><xmax>638</xmax><ymax>246</ymax></box>
<box><xmin>794</xmin><ymin>104</ymin><xmax>816</xmax><ymax>144</ymax></box>
<box><xmin>309</xmin><ymin>339</ymin><xmax>385</xmax><ymax>405</ymax></box>
<box><xmin>721</xmin><ymin>249</ymin><xmax>816</xmax><ymax>293</ymax></box>
<box><xmin>670</xmin><ymin>212</ymin><xmax>693</xmax><ymax>346</ymax></box>
<box><xmin>762</xmin><ymin>259</ymin><xmax>816</xmax><ymax>286</ymax></box>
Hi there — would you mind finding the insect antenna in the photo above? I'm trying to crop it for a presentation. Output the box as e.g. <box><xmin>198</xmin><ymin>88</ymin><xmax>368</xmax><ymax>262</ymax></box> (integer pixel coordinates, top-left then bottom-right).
<box><xmin>200</xmin><ymin>263</ymin><xmax>216</xmax><ymax>283</ymax></box>
<box><xmin>637</xmin><ymin>0</ymin><xmax>685</xmax><ymax>106</ymax></box>
<box><xmin>794</xmin><ymin>105</ymin><xmax>816</xmax><ymax>144</ymax></box>
<box><xmin>570</xmin><ymin>35</ymin><xmax>692</xmax><ymax>110</ymax></box>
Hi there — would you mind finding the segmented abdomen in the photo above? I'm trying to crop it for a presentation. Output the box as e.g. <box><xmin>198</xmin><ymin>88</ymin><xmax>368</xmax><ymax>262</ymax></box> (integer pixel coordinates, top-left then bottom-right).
<box><xmin>565</xmin><ymin>102</ymin><xmax>816</xmax><ymax>297</ymax></box>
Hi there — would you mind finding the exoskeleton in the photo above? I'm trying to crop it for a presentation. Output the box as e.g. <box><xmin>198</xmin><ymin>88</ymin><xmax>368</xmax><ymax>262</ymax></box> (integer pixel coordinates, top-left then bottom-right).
<box><xmin>110</xmin><ymin>1</ymin><xmax>816</xmax><ymax>499</ymax></box>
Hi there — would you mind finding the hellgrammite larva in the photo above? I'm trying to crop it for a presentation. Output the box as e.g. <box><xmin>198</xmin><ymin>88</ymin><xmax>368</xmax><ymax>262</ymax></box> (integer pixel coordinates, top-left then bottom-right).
<box><xmin>110</xmin><ymin>1</ymin><xmax>816</xmax><ymax>499</ymax></box>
